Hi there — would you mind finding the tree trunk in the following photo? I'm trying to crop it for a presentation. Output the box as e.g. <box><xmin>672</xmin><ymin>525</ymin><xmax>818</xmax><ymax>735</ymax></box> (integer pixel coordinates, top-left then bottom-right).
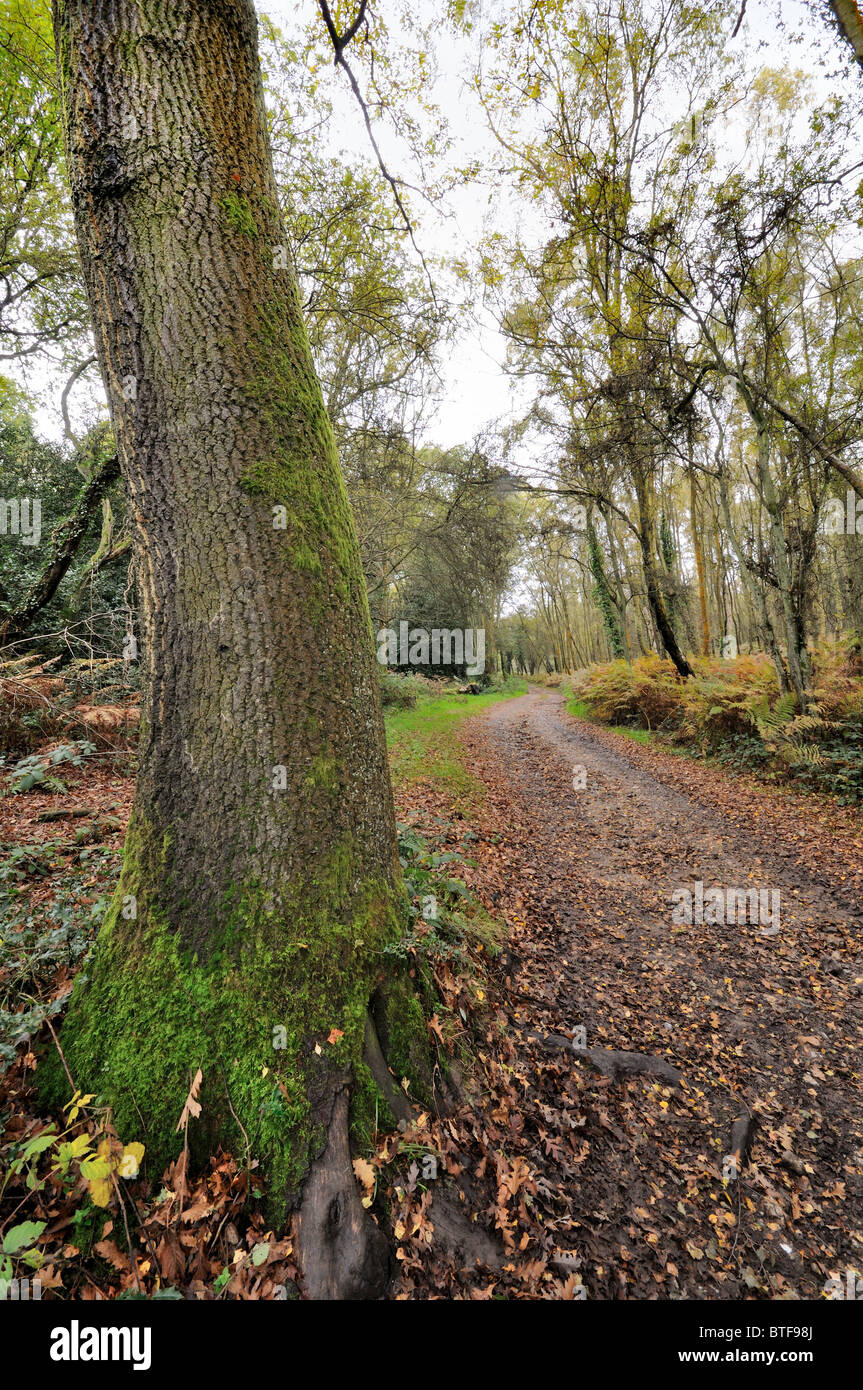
<box><xmin>717</xmin><ymin>468</ymin><xmax>790</xmax><ymax>693</ymax></box>
<box><xmin>830</xmin><ymin>0</ymin><xmax>863</xmax><ymax>63</ymax></box>
<box><xmin>689</xmin><ymin>468</ymin><xmax>710</xmax><ymax>658</ymax></box>
<box><xmin>0</xmin><ymin>454</ymin><xmax>119</xmax><ymax>649</ymax></box>
<box><xmin>45</xmin><ymin>0</ymin><xmax>426</xmax><ymax>1299</ymax></box>
<box><xmin>633</xmin><ymin>470</ymin><xmax>693</xmax><ymax>677</ymax></box>
<box><xmin>753</xmin><ymin>421</ymin><xmax>809</xmax><ymax>708</ymax></box>
<box><xmin>600</xmin><ymin>507</ymin><xmax>632</xmax><ymax>661</ymax></box>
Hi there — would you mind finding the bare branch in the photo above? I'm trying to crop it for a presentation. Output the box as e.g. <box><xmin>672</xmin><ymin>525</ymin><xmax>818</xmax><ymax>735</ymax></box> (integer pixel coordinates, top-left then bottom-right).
<box><xmin>731</xmin><ymin>1</ymin><xmax>748</xmax><ymax>40</ymax></box>
<box><xmin>60</xmin><ymin>354</ymin><xmax>97</xmax><ymax>448</ymax></box>
<box><xmin>315</xmin><ymin>0</ymin><xmax>439</xmax><ymax>310</ymax></box>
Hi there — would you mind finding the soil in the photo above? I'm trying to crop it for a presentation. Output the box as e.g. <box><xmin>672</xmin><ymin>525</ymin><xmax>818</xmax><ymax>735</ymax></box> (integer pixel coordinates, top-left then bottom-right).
<box><xmin>441</xmin><ymin>688</ymin><xmax>863</xmax><ymax>1299</ymax></box>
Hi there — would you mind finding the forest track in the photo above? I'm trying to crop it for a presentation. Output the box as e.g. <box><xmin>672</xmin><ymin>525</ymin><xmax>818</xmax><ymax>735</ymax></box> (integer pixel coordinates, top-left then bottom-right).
<box><xmin>453</xmin><ymin>688</ymin><xmax>863</xmax><ymax>1298</ymax></box>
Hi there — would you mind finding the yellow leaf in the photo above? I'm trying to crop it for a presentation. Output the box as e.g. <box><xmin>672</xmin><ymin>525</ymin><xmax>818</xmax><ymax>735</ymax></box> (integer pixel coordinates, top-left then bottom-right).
<box><xmin>80</xmin><ymin>1156</ymin><xmax>112</xmax><ymax>1183</ymax></box>
<box><xmin>89</xmin><ymin>1176</ymin><xmax>113</xmax><ymax>1208</ymax></box>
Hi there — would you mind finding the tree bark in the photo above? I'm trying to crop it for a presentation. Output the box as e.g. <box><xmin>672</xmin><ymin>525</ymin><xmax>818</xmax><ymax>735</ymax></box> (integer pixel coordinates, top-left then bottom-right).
<box><xmin>45</xmin><ymin>0</ymin><xmax>426</xmax><ymax>1299</ymax></box>
<box><xmin>0</xmin><ymin>454</ymin><xmax>119</xmax><ymax>649</ymax></box>
<box><xmin>717</xmin><ymin>468</ymin><xmax>790</xmax><ymax>693</ymax></box>
<box><xmin>689</xmin><ymin>468</ymin><xmax>710</xmax><ymax>658</ymax></box>
<box><xmin>753</xmin><ymin>420</ymin><xmax>809</xmax><ymax>707</ymax></box>
<box><xmin>633</xmin><ymin>470</ymin><xmax>694</xmax><ymax>677</ymax></box>
<box><xmin>829</xmin><ymin>0</ymin><xmax>863</xmax><ymax>66</ymax></box>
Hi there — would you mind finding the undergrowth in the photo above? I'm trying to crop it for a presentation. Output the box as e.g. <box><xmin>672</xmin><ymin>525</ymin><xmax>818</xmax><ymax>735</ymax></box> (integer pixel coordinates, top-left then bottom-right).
<box><xmin>567</xmin><ymin>639</ymin><xmax>863</xmax><ymax>803</ymax></box>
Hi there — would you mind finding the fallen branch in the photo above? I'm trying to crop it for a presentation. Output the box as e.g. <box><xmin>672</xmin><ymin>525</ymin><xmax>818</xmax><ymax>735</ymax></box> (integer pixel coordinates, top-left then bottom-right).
<box><xmin>728</xmin><ymin>1111</ymin><xmax>757</xmax><ymax>1172</ymax></box>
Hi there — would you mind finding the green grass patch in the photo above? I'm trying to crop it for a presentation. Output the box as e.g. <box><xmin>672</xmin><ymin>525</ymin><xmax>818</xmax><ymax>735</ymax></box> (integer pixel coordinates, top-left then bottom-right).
<box><xmin>565</xmin><ymin>697</ymin><xmax>590</xmax><ymax>720</ymax></box>
<box><xmin>385</xmin><ymin>683</ymin><xmax>526</xmax><ymax>806</ymax></box>
<box><xmin>566</xmin><ymin>692</ymin><xmax>652</xmax><ymax>743</ymax></box>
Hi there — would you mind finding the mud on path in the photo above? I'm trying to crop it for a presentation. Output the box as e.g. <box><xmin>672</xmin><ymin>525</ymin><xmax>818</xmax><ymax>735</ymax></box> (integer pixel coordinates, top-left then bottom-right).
<box><xmin>452</xmin><ymin>689</ymin><xmax>863</xmax><ymax>1298</ymax></box>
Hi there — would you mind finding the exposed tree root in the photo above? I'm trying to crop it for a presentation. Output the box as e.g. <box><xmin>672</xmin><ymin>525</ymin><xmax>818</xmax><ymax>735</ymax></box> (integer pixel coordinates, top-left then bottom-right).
<box><xmin>295</xmin><ymin>1086</ymin><xmax>391</xmax><ymax>1300</ymax></box>
<box><xmin>362</xmin><ymin>1012</ymin><xmax>413</xmax><ymax>1126</ymax></box>
<box><xmin>530</xmin><ymin>1034</ymin><xmax>682</xmax><ymax>1086</ymax></box>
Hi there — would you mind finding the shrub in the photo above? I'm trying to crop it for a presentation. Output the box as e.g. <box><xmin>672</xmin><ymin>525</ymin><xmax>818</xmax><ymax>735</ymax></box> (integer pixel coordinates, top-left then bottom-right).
<box><xmin>486</xmin><ymin>673</ymin><xmax>528</xmax><ymax>695</ymax></box>
<box><xmin>0</xmin><ymin>656</ymin><xmax>64</xmax><ymax>755</ymax></box>
<box><xmin>677</xmin><ymin>655</ymin><xmax>779</xmax><ymax>750</ymax></box>
<box><xmin>572</xmin><ymin>645</ymin><xmax>863</xmax><ymax>802</ymax></box>
<box><xmin>378</xmin><ymin>668</ymin><xmax>430</xmax><ymax>709</ymax></box>
<box><xmin>571</xmin><ymin>655</ymin><xmax>682</xmax><ymax>728</ymax></box>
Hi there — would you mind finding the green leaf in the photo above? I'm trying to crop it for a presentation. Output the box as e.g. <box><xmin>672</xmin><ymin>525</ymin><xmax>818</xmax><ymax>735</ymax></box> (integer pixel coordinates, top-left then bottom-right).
<box><xmin>21</xmin><ymin>1131</ymin><xmax>57</xmax><ymax>1161</ymax></box>
<box><xmin>2</xmin><ymin>1220</ymin><xmax>46</xmax><ymax>1254</ymax></box>
<box><xmin>251</xmin><ymin>1241</ymin><xmax>270</xmax><ymax>1267</ymax></box>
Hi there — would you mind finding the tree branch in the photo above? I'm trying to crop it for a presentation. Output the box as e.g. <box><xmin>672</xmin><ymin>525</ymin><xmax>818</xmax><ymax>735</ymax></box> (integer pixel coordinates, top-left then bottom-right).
<box><xmin>316</xmin><ymin>0</ymin><xmax>438</xmax><ymax>310</ymax></box>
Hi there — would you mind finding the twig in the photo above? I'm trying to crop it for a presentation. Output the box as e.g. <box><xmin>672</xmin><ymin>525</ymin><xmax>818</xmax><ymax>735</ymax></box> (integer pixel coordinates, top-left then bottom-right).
<box><xmin>731</xmin><ymin>1</ymin><xmax>747</xmax><ymax>39</ymax></box>
<box><xmin>223</xmin><ymin>1078</ymin><xmax>253</xmax><ymax>1174</ymax></box>
<box><xmin>316</xmin><ymin>0</ymin><xmax>439</xmax><ymax>310</ymax></box>
<box><xmin>46</xmin><ymin>1018</ymin><xmax>77</xmax><ymax>1095</ymax></box>
<box><xmin>110</xmin><ymin>1169</ymin><xmax>143</xmax><ymax>1295</ymax></box>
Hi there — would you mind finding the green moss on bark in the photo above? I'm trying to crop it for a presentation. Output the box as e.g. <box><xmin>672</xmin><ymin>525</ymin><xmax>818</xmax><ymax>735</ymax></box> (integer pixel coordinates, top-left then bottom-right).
<box><xmin>237</xmin><ymin>293</ymin><xmax>366</xmax><ymax>611</ymax></box>
<box><xmin>220</xmin><ymin>192</ymin><xmax>259</xmax><ymax>239</ymax></box>
<box><xmin>38</xmin><ymin>813</ymin><xmax>414</xmax><ymax>1216</ymax></box>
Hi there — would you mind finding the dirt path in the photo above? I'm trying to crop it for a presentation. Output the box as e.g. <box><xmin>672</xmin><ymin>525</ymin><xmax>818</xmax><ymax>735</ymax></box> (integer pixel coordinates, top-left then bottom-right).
<box><xmin>453</xmin><ymin>689</ymin><xmax>863</xmax><ymax>1299</ymax></box>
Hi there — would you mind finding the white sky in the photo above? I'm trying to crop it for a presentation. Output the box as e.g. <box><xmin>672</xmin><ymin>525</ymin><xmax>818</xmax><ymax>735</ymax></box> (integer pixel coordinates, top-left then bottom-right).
<box><xmin>257</xmin><ymin>0</ymin><xmax>524</xmax><ymax>449</ymax></box>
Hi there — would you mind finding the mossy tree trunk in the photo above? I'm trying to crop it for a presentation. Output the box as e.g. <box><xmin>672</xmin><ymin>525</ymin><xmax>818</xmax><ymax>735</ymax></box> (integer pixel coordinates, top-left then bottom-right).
<box><xmin>48</xmin><ymin>0</ymin><xmax>425</xmax><ymax>1298</ymax></box>
<box><xmin>0</xmin><ymin>454</ymin><xmax>119</xmax><ymax>647</ymax></box>
<box><xmin>688</xmin><ymin>467</ymin><xmax>710</xmax><ymax>659</ymax></box>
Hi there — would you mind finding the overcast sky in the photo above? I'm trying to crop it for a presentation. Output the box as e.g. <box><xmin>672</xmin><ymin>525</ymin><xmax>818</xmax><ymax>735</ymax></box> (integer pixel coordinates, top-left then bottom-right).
<box><xmin>255</xmin><ymin>0</ymin><xmax>857</xmax><ymax>451</ymax></box>
<box><xmin>17</xmin><ymin>0</ymin><xmax>858</xmax><ymax>450</ymax></box>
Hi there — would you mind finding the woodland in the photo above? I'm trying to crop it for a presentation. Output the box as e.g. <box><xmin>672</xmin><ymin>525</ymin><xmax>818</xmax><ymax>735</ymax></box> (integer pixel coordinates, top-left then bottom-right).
<box><xmin>0</xmin><ymin>0</ymin><xmax>862</xmax><ymax>1317</ymax></box>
